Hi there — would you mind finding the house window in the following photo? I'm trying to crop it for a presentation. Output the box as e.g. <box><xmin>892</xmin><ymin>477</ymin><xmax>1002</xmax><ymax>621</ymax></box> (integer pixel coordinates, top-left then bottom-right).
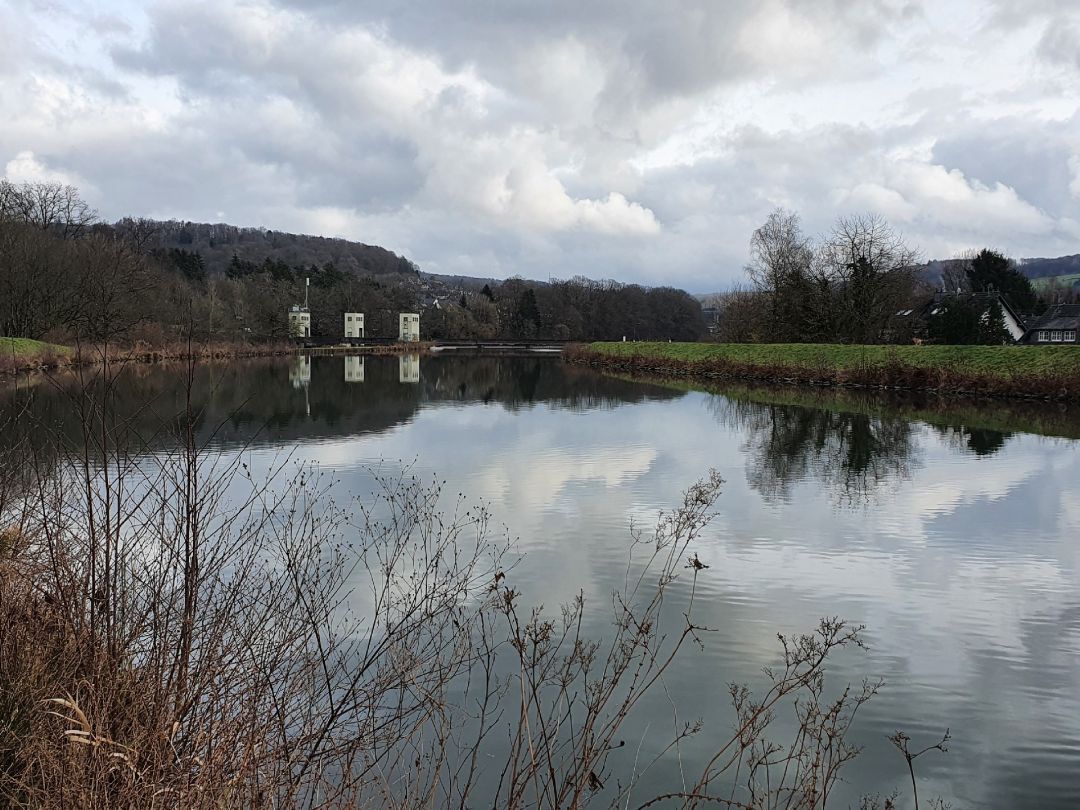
<box><xmin>1051</xmin><ymin>331</ymin><xmax>1063</xmax><ymax>342</ymax></box>
<box><xmin>1066</xmin><ymin>330</ymin><xmax>1077</xmax><ymax>342</ymax></box>
<box><xmin>1037</xmin><ymin>331</ymin><xmax>1050</xmax><ymax>342</ymax></box>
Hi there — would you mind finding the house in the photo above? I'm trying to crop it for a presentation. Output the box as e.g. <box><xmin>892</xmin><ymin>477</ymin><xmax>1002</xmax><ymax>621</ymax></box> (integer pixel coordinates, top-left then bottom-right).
<box><xmin>1021</xmin><ymin>304</ymin><xmax>1080</xmax><ymax>344</ymax></box>
<box><xmin>288</xmin><ymin>306</ymin><xmax>311</xmax><ymax>338</ymax></box>
<box><xmin>889</xmin><ymin>291</ymin><xmax>1027</xmax><ymax>344</ymax></box>
<box><xmin>399</xmin><ymin>313</ymin><xmax>421</xmax><ymax>342</ymax></box>
<box><xmin>344</xmin><ymin>312</ymin><xmax>364</xmax><ymax>338</ymax></box>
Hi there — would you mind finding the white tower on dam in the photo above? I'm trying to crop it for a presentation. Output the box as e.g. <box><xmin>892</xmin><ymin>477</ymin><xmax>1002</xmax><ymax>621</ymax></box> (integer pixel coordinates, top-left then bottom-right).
<box><xmin>344</xmin><ymin>313</ymin><xmax>364</xmax><ymax>338</ymax></box>
<box><xmin>399</xmin><ymin>313</ymin><xmax>420</xmax><ymax>342</ymax></box>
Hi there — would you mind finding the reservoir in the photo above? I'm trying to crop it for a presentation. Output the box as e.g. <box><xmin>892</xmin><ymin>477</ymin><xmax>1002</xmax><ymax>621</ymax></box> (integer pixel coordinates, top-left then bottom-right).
<box><xmin>4</xmin><ymin>353</ymin><xmax>1079</xmax><ymax>808</ymax></box>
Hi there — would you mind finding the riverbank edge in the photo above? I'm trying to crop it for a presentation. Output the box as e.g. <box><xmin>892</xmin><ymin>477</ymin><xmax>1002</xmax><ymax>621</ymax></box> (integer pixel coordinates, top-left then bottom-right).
<box><xmin>0</xmin><ymin>340</ymin><xmax>433</xmax><ymax>377</ymax></box>
<box><xmin>565</xmin><ymin>342</ymin><xmax>1080</xmax><ymax>402</ymax></box>
<box><xmin>604</xmin><ymin>368</ymin><xmax>1080</xmax><ymax>440</ymax></box>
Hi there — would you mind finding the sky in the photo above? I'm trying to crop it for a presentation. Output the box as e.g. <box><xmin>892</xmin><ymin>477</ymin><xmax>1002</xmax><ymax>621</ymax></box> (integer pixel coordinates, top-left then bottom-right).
<box><xmin>1</xmin><ymin>0</ymin><xmax>1079</xmax><ymax>291</ymax></box>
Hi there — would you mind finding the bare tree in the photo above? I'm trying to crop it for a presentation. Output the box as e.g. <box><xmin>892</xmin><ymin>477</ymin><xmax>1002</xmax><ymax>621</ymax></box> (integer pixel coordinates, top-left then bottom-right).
<box><xmin>70</xmin><ymin>233</ymin><xmax>159</xmax><ymax>342</ymax></box>
<box><xmin>112</xmin><ymin>217</ymin><xmax>161</xmax><ymax>252</ymax></box>
<box><xmin>940</xmin><ymin>252</ymin><xmax>974</xmax><ymax>295</ymax></box>
<box><xmin>745</xmin><ymin>209</ymin><xmax>821</xmax><ymax>342</ymax></box>
<box><xmin>817</xmin><ymin>214</ymin><xmax>919</xmax><ymax>344</ymax></box>
<box><xmin>0</xmin><ymin>180</ymin><xmax>97</xmax><ymax>239</ymax></box>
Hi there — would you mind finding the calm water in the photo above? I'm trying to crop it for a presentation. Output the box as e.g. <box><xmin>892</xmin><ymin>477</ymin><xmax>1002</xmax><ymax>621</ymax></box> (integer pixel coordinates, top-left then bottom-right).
<box><xmin>6</xmin><ymin>354</ymin><xmax>1080</xmax><ymax>808</ymax></box>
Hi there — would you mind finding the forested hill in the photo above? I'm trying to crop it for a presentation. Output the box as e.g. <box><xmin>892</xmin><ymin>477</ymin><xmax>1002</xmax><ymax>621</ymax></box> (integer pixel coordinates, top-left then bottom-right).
<box><xmin>116</xmin><ymin>219</ymin><xmax>418</xmax><ymax>277</ymax></box>
<box><xmin>1017</xmin><ymin>254</ymin><xmax>1080</xmax><ymax>279</ymax></box>
<box><xmin>913</xmin><ymin>254</ymin><xmax>1080</xmax><ymax>287</ymax></box>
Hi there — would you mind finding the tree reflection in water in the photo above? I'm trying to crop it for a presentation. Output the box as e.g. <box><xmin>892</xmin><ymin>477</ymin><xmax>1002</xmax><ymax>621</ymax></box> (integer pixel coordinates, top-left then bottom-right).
<box><xmin>707</xmin><ymin>390</ymin><xmax>1023</xmax><ymax>505</ymax></box>
<box><xmin>932</xmin><ymin>425</ymin><xmax>1012</xmax><ymax>456</ymax></box>
<box><xmin>710</xmin><ymin>397</ymin><xmax>919</xmax><ymax>504</ymax></box>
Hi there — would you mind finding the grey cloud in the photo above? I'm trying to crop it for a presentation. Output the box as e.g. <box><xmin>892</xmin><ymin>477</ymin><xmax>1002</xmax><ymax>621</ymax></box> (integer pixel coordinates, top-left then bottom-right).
<box><xmin>1038</xmin><ymin>19</ymin><xmax>1080</xmax><ymax>71</ymax></box>
<box><xmin>4</xmin><ymin>0</ymin><xmax>1078</xmax><ymax>292</ymax></box>
<box><xmin>931</xmin><ymin>113</ymin><xmax>1080</xmax><ymax>217</ymax></box>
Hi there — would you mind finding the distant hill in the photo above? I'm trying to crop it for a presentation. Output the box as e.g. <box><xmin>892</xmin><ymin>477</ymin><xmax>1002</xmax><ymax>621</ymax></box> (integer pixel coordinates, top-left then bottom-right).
<box><xmin>117</xmin><ymin>219</ymin><xmax>419</xmax><ymax>277</ymax></box>
<box><xmin>918</xmin><ymin>254</ymin><xmax>1080</xmax><ymax>289</ymax></box>
<box><xmin>418</xmin><ymin>271</ymin><xmax>502</xmax><ymax>292</ymax></box>
<box><xmin>1016</xmin><ymin>254</ymin><xmax>1080</xmax><ymax>279</ymax></box>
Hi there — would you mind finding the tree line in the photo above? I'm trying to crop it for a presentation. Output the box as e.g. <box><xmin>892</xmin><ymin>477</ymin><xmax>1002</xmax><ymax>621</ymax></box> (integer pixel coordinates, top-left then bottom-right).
<box><xmin>0</xmin><ymin>181</ymin><xmax>705</xmax><ymax>345</ymax></box>
<box><xmin>423</xmin><ymin>277</ymin><xmax>705</xmax><ymax>342</ymax></box>
<box><xmin>716</xmin><ymin>209</ymin><xmax>1046</xmax><ymax>345</ymax></box>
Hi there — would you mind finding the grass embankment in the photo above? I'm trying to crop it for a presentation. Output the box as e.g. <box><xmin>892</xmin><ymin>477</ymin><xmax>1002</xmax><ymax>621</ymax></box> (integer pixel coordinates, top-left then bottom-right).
<box><xmin>0</xmin><ymin>338</ymin><xmax>71</xmax><ymax>374</ymax></box>
<box><xmin>567</xmin><ymin>342</ymin><xmax>1080</xmax><ymax>400</ymax></box>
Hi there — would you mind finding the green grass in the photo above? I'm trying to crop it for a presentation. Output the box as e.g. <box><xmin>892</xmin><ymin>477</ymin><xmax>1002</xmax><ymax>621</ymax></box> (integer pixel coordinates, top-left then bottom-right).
<box><xmin>586</xmin><ymin>342</ymin><xmax>1080</xmax><ymax>380</ymax></box>
<box><xmin>1030</xmin><ymin>273</ymin><xmax>1080</xmax><ymax>292</ymax></box>
<box><xmin>0</xmin><ymin>337</ymin><xmax>71</xmax><ymax>358</ymax></box>
<box><xmin>0</xmin><ymin>338</ymin><xmax>72</xmax><ymax>371</ymax></box>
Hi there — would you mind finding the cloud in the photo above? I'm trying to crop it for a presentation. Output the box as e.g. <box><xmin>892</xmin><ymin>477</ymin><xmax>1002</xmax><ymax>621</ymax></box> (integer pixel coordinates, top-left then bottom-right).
<box><xmin>3</xmin><ymin>150</ymin><xmax>90</xmax><ymax>190</ymax></box>
<box><xmin>1039</xmin><ymin>19</ymin><xmax>1080</xmax><ymax>72</ymax></box>
<box><xmin>0</xmin><ymin>0</ymin><xmax>1077</xmax><ymax>289</ymax></box>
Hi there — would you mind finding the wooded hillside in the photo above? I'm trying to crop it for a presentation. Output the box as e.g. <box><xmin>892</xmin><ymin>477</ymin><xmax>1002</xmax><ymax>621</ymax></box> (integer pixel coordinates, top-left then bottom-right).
<box><xmin>116</xmin><ymin>219</ymin><xmax>419</xmax><ymax>277</ymax></box>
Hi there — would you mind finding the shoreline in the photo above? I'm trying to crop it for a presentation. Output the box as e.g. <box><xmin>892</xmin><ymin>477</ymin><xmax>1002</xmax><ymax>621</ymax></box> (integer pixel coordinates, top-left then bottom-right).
<box><xmin>0</xmin><ymin>340</ymin><xmax>433</xmax><ymax>378</ymax></box>
<box><xmin>565</xmin><ymin>342</ymin><xmax>1080</xmax><ymax>402</ymax></box>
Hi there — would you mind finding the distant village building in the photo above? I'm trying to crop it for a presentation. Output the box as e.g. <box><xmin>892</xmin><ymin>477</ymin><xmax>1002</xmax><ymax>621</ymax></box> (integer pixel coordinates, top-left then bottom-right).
<box><xmin>1021</xmin><ymin>304</ymin><xmax>1080</xmax><ymax>344</ymax></box>
<box><xmin>399</xmin><ymin>313</ymin><xmax>421</xmax><ymax>342</ymax></box>
<box><xmin>288</xmin><ymin>306</ymin><xmax>311</xmax><ymax>339</ymax></box>
<box><xmin>701</xmin><ymin>306</ymin><xmax>721</xmax><ymax>335</ymax></box>
<box><xmin>344</xmin><ymin>355</ymin><xmax>365</xmax><ymax>383</ymax></box>
<box><xmin>399</xmin><ymin>354</ymin><xmax>420</xmax><ymax>384</ymax></box>
<box><xmin>344</xmin><ymin>312</ymin><xmax>364</xmax><ymax>338</ymax></box>
<box><xmin>888</xmin><ymin>291</ymin><xmax>1026</xmax><ymax>344</ymax></box>
<box><xmin>956</xmin><ymin>292</ymin><xmax>1026</xmax><ymax>342</ymax></box>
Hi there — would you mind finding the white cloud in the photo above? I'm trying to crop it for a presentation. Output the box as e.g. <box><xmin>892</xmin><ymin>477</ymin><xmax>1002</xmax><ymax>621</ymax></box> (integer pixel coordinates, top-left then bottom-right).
<box><xmin>0</xmin><ymin>0</ymin><xmax>1078</xmax><ymax>289</ymax></box>
<box><xmin>3</xmin><ymin>150</ymin><xmax>88</xmax><ymax>189</ymax></box>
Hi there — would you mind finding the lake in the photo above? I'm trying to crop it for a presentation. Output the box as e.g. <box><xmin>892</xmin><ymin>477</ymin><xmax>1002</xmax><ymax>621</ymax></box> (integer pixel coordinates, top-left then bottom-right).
<box><xmin>4</xmin><ymin>353</ymin><xmax>1080</xmax><ymax>808</ymax></box>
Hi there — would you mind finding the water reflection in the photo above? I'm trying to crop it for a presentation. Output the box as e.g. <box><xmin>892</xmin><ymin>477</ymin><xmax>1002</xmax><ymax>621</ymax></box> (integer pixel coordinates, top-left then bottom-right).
<box><xmin>3</xmin><ymin>357</ymin><xmax>1080</xmax><ymax>806</ymax></box>
<box><xmin>933</xmin><ymin>424</ymin><xmax>1012</xmax><ymax>456</ymax></box>
<box><xmin>709</xmin><ymin>396</ymin><xmax>918</xmax><ymax>504</ymax></box>
<box><xmin>398</xmin><ymin>353</ymin><xmax>420</xmax><ymax>384</ymax></box>
<box><xmin>0</xmin><ymin>356</ymin><xmax>684</xmax><ymax>458</ymax></box>
<box><xmin>344</xmin><ymin>355</ymin><xmax>364</xmax><ymax>383</ymax></box>
<box><xmin>289</xmin><ymin>354</ymin><xmax>311</xmax><ymax>388</ymax></box>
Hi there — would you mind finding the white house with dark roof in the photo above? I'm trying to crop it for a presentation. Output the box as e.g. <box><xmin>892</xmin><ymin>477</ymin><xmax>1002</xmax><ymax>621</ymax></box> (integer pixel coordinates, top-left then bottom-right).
<box><xmin>1022</xmin><ymin>304</ymin><xmax>1080</xmax><ymax>344</ymax></box>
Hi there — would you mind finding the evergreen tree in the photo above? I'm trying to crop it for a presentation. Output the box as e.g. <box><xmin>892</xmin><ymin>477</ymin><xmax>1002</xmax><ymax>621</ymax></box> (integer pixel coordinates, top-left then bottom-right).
<box><xmin>977</xmin><ymin>300</ymin><xmax>1012</xmax><ymax>345</ymax></box>
<box><xmin>966</xmin><ymin>249</ymin><xmax>1038</xmax><ymax>313</ymax></box>
<box><xmin>512</xmin><ymin>288</ymin><xmax>541</xmax><ymax>338</ymax></box>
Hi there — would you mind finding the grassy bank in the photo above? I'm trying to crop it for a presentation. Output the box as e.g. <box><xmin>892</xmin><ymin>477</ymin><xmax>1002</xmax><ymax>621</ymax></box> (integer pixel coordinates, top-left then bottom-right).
<box><xmin>567</xmin><ymin>341</ymin><xmax>1080</xmax><ymax>400</ymax></box>
<box><xmin>0</xmin><ymin>338</ymin><xmax>71</xmax><ymax>374</ymax></box>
